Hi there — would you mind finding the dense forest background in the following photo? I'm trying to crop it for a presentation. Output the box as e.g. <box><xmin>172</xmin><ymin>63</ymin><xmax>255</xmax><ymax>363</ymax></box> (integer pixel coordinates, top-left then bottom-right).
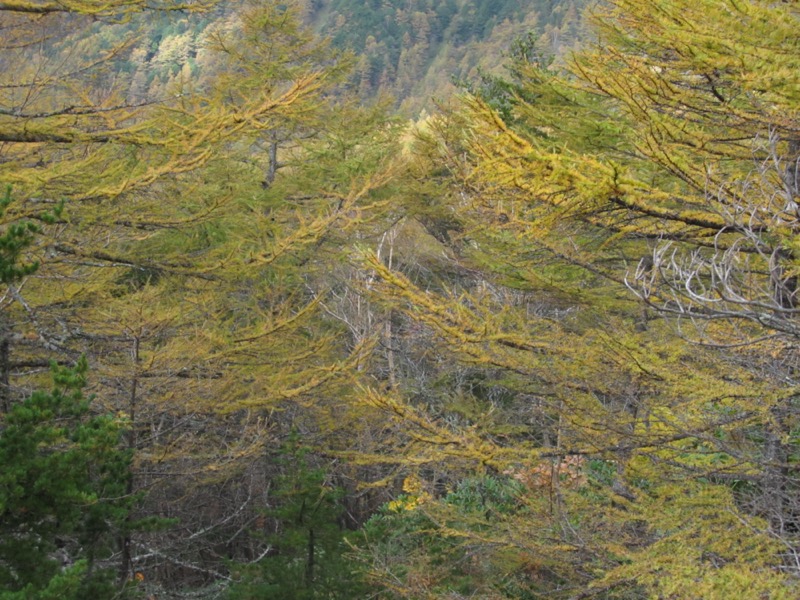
<box><xmin>1</xmin><ymin>1</ymin><xmax>799</xmax><ymax>599</ymax></box>
<box><xmin>111</xmin><ymin>0</ymin><xmax>586</xmax><ymax>113</ymax></box>
<box><xmin>306</xmin><ymin>0</ymin><xmax>585</xmax><ymax>111</ymax></box>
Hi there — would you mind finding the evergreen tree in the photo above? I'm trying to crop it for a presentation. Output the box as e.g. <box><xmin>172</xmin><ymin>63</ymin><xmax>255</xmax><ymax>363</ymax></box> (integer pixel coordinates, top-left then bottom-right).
<box><xmin>226</xmin><ymin>435</ymin><xmax>367</xmax><ymax>599</ymax></box>
<box><xmin>0</xmin><ymin>358</ymin><xmax>134</xmax><ymax>598</ymax></box>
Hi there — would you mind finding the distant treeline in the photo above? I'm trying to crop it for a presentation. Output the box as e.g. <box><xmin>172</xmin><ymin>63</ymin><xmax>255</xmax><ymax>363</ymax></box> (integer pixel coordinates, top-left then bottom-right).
<box><xmin>308</xmin><ymin>0</ymin><xmax>586</xmax><ymax>112</ymax></box>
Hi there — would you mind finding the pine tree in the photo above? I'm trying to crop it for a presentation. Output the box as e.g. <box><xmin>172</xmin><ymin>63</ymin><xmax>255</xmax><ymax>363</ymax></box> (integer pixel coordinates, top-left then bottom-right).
<box><xmin>226</xmin><ymin>435</ymin><xmax>368</xmax><ymax>600</ymax></box>
<box><xmin>0</xmin><ymin>362</ymin><xmax>134</xmax><ymax>599</ymax></box>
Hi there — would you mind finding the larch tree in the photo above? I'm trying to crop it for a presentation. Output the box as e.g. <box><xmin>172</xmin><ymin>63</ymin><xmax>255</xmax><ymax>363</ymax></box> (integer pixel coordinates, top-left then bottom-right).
<box><xmin>0</xmin><ymin>0</ymin><xmax>400</xmax><ymax>594</ymax></box>
<box><xmin>353</xmin><ymin>1</ymin><xmax>800</xmax><ymax>598</ymax></box>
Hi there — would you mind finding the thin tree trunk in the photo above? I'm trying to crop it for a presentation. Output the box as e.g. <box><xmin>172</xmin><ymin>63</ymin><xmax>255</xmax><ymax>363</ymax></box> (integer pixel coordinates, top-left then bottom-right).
<box><xmin>0</xmin><ymin>318</ymin><xmax>9</xmax><ymax>413</ymax></box>
<box><xmin>119</xmin><ymin>335</ymin><xmax>139</xmax><ymax>584</ymax></box>
<box><xmin>263</xmin><ymin>132</ymin><xmax>279</xmax><ymax>188</ymax></box>
<box><xmin>305</xmin><ymin>527</ymin><xmax>315</xmax><ymax>587</ymax></box>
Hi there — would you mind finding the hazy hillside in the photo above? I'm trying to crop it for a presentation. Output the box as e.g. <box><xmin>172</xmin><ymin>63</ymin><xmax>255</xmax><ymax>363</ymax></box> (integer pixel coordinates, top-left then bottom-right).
<box><xmin>307</xmin><ymin>0</ymin><xmax>586</xmax><ymax>112</ymax></box>
<box><xmin>61</xmin><ymin>0</ymin><xmax>584</xmax><ymax>113</ymax></box>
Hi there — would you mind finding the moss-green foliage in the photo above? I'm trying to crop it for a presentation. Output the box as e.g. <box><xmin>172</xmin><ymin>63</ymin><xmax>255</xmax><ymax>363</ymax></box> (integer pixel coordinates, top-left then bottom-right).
<box><xmin>0</xmin><ymin>358</ymin><xmax>134</xmax><ymax>599</ymax></box>
<box><xmin>0</xmin><ymin>188</ymin><xmax>63</xmax><ymax>285</ymax></box>
<box><xmin>361</xmin><ymin>475</ymin><xmax>570</xmax><ymax>599</ymax></box>
<box><xmin>226</xmin><ymin>436</ymin><xmax>367</xmax><ymax>599</ymax></box>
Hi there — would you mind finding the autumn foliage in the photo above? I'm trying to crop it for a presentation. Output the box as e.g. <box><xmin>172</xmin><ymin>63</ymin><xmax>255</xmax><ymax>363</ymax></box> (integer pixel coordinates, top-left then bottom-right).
<box><xmin>1</xmin><ymin>0</ymin><xmax>799</xmax><ymax>598</ymax></box>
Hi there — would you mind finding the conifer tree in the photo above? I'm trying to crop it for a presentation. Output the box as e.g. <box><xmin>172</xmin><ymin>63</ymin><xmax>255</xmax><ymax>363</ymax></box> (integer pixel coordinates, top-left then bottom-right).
<box><xmin>0</xmin><ymin>189</ymin><xmax>133</xmax><ymax>598</ymax></box>
<box><xmin>0</xmin><ymin>358</ymin><xmax>134</xmax><ymax>599</ymax></box>
<box><xmin>226</xmin><ymin>435</ymin><xmax>367</xmax><ymax>600</ymax></box>
<box><xmin>354</xmin><ymin>1</ymin><xmax>800</xmax><ymax>597</ymax></box>
<box><xmin>0</xmin><ymin>0</ymin><xmax>397</xmax><ymax>593</ymax></box>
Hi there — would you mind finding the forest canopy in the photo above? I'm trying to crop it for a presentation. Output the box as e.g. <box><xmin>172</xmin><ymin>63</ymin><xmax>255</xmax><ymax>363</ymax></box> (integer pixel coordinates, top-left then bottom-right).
<box><xmin>0</xmin><ymin>0</ymin><xmax>798</xmax><ymax>599</ymax></box>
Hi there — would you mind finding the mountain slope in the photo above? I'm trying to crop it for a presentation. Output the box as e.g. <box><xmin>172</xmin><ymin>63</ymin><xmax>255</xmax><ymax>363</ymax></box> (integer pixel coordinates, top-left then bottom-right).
<box><xmin>308</xmin><ymin>0</ymin><xmax>586</xmax><ymax>112</ymax></box>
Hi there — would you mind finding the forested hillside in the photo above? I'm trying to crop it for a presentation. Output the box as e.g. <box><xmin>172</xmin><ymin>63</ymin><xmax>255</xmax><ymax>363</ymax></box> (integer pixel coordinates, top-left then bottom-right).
<box><xmin>1</xmin><ymin>1</ymin><xmax>799</xmax><ymax>599</ymax></box>
<box><xmin>306</xmin><ymin>0</ymin><xmax>585</xmax><ymax>111</ymax></box>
